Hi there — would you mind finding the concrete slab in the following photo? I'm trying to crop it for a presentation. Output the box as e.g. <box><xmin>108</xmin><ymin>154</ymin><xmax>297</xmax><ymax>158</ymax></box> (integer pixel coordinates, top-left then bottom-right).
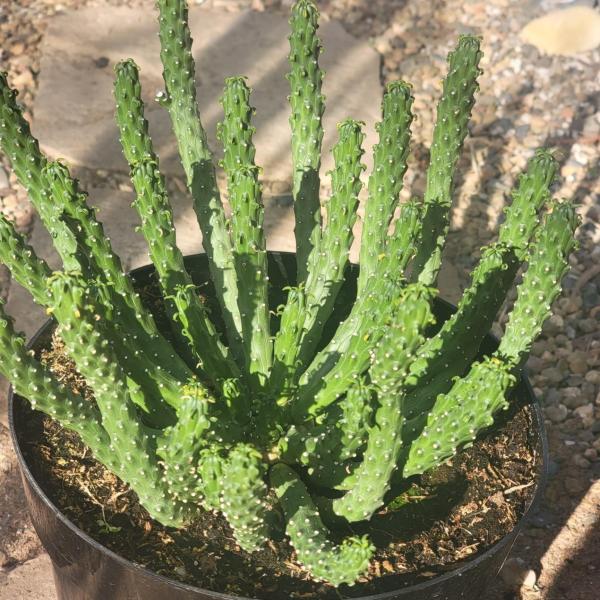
<box><xmin>32</xmin><ymin>6</ymin><xmax>382</xmax><ymax>184</ymax></box>
<box><xmin>0</xmin><ymin>425</ymin><xmax>44</xmax><ymax>567</ymax></box>
<box><xmin>520</xmin><ymin>6</ymin><xmax>600</xmax><ymax>55</ymax></box>
<box><xmin>0</xmin><ymin>554</ymin><xmax>56</xmax><ymax>600</ymax></box>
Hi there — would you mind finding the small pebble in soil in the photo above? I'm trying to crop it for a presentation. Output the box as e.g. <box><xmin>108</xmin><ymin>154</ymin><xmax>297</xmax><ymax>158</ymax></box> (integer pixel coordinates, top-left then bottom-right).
<box><xmin>500</xmin><ymin>557</ymin><xmax>537</xmax><ymax>590</ymax></box>
<box><xmin>545</xmin><ymin>404</ymin><xmax>568</xmax><ymax>423</ymax></box>
<box><xmin>573</xmin><ymin>404</ymin><xmax>595</xmax><ymax>428</ymax></box>
<box><xmin>0</xmin><ymin>166</ymin><xmax>9</xmax><ymax>190</ymax></box>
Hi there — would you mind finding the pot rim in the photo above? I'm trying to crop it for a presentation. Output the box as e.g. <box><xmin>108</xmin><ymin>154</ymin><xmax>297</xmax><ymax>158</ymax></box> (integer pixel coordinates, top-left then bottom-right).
<box><xmin>8</xmin><ymin>252</ymin><xmax>549</xmax><ymax>600</ymax></box>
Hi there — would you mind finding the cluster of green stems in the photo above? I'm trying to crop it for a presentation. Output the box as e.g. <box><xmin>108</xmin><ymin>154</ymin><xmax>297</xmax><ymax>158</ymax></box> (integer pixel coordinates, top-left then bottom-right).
<box><xmin>0</xmin><ymin>0</ymin><xmax>577</xmax><ymax>586</ymax></box>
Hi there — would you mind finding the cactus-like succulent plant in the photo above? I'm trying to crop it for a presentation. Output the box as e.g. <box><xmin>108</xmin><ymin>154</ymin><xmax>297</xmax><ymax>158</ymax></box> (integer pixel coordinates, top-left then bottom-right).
<box><xmin>0</xmin><ymin>0</ymin><xmax>578</xmax><ymax>588</ymax></box>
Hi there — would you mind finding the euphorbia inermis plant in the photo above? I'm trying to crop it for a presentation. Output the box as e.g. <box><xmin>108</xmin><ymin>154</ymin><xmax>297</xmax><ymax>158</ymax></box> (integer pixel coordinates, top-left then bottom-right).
<box><xmin>0</xmin><ymin>0</ymin><xmax>577</xmax><ymax>586</ymax></box>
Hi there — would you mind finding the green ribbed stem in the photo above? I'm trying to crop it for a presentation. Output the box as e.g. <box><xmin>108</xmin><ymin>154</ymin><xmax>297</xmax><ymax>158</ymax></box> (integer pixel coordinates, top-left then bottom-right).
<box><xmin>0</xmin><ymin>214</ymin><xmax>51</xmax><ymax>306</ymax></box>
<box><xmin>114</xmin><ymin>59</ymin><xmax>239</xmax><ymax>387</ymax></box>
<box><xmin>156</xmin><ymin>0</ymin><xmax>243</xmax><ymax>359</ymax></box>
<box><xmin>48</xmin><ymin>273</ymin><xmax>184</xmax><ymax>526</ymax></box>
<box><xmin>404</xmin><ymin>200</ymin><xmax>578</xmax><ymax>478</ymax></box>
<box><xmin>220</xmin><ymin>444</ymin><xmax>273</xmax><ymax>552</ymax></box>
<box><xmin>357</xmin><ymin>81</ymin><xmax>414</xmax><ymax>293</ymax></box>
<box><xmin>295</xmin><ymin>197</ymin><xmax>421</xmax><ymax>414</ymax></box>
<box><xmin>218</xmin><ymin>77</ymin><xmax>271</xmax><ymax>387</ymax></box>
<box><xmin>332</xmin><ymin>285</ymin><xmax>435</xmax><ymax>521</ymax></box>
<box><xmin>30</xmin><ymin>158</ymin><xmax>189</xmax><ymax>416</ymax></box>
<box><xmin>288</xmin><ymin>0</ymin><xmax>325</xmax><ymax>282</ymax></box>
<box><xmin>402</xmin><ymin>149</ymin><xmax>559</xmax><ymax>419</ymax></box>
<box><xmin>156</xmin><ymin>382</ymin><xmax>238</xmax><ymax>516</ymax></box>
<box><xmin>294</xmin><ymin>200</ymin><xmax>422</xmax><ymax>419</ymax></box>
<box><xmin>298</xmin><ymin>119</ymin><xmax>365</xmax><ymax>365</ymax></box>
<box><xmin>497</xmin><ymin>201</ymin><xmax>578</xmax><ymax>365</ymax></box>
<box><xmin>0</xmin><ymin>300</ymin><xmax>111</xmax><ymax>462</ymax></box>
<box><xmin>403</xmin><ymin>243</ymin><xmax>518</xmax><ymax>420</ymax></box>
<box><xmin>293</xmin><ymin>273</ymin><xmax>401</xmax><ymax>419</ymax></box>
<box><xmin>227</xmin><ymin>166</ymin><xmax>271</xmax><ymax>388</ymax></box>
<box><xmin>0</xmin><ymin>73</ymin><xmax>81</xmax><ymax>271</ymax></box>
<box><xmin>196</xmin><ymin>445</ymin><xmax>226</xmax><ymax>511</ymax></box>
<box><xmin>50</xmin><ymin>275</ymin><xmax>178</xmax><ymax>427</ymax></box>
<box><xmin>114</xmin><ymin>59</ymin><xmax>155</xmax><ymax>163</ymax></box>
<box><xmin>498</xmin><ymin>149</ymin><xmax>558</xmax><ymax>259</ymax></box>
<box><xmin>272</xmin><ymin>119</ymin><xmax>365</xmax><ymax>398</ymax></box>
<box><xmin>131</xmin><ymin>160</ymin><xmax>239</xmax><ymax>382</ymax></box>
<box><xmin>411</xmin><ymin>36</ymin><xmax>483</xmax><ymax>286</ymax></box>
<box><xmin>282</xmin><ymin>379</ymin><xmax>374</xmax><ymax>488</ymax></box>
<box><xmin>269</xmin><ymin>286</ymin><xmax>307</xmax><ymax>408</ymax></box>
<box><xmin>270</xmin><ymin>463</ymin><xmax>374</xmax><ymax>585</ymax></box>
<box><xmin>43</xmin><ymin>161</ymin><xmax>158</xmax><ymax>335</ymax></box>
<box><xmin>403</xmin><ymin>357</ymin><xmax>515</xmax><ymax>477</ymax></box>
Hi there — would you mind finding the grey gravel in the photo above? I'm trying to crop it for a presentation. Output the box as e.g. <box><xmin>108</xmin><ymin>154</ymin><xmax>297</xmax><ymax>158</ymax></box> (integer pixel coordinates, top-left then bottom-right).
<box><xmin>546</xmin><ymin>404</ymin><xmax>569</xmax><ymax>423</ymax></box>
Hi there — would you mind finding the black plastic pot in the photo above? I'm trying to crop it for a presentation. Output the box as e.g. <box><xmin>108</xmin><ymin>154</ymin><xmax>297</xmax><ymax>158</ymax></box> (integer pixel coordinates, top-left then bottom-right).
<box><xmin>9</xmin><ymin>252</ymin><xmax>548</xmax><ymax>600</ymax></box>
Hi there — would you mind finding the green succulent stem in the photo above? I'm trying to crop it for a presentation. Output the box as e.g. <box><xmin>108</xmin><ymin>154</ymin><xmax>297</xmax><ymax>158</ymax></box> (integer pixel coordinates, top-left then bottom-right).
<box><xmin>131</xmin><ymin>161</ymin><xmax>239</xmax><ymax>382</ymax></box>
<box><xmin>498</xmin><ymin>148</ymin><xmax>559</xmax><ymax>258</ymax></box>
<box><xmin>47</xmin><ymin>273</ymin><xmax>184</xmax><ymax>525</ymax></box>
<box><xmin>156</xmin><ymin>384</ymin><xmax>211</xmax><ymax>509</ymax></box>
<box><xmin>114</xmin><ymin>59</ymin><xmax>239</xmax><ymax>387</ymax></box>
<box><xmin>220</xmin><ymin>444</ymin><xmax>273</xmax><ymax>552</ymax></box>
<box><xmin>0</xmin><ymin>78</ymin><xmax>155</xmax><ymax>331</ymax></box>
<box><xmin>49</xmin><ymin>275</ymin><xmax>179</xmax><ymax>426</ymax></box>
<box><xmin>156</xmin><ymin>0</ymin><xmax>244</xmax><ymax>362</ymax></box>
<box><xmin>404</xmin><ymin>243</ymin><xmax>519</xmax><ymax>419</ymax></box>
<box><xmin>402</xmin><ymin>149</ymin><xmax>559</xmax><ymax>420</ymax></box>
<box><xmin>404</xmin><ymin>200</ymin><xmax>578</xmax><ymax>478</ymax></box>
<box><xmin>279</xmin><ymin>379</ymin><xmax>374</xmax><ymax>488</ymax></box>
<box><xmin>403</xmin><ymin>357</ymin><xmax>515</xmax><ymax>478</ymax></box>
<box><xmin>269</xmin><ymin>285</ymin><xmax>307</xmax><ymax>406</ymax></box>
<box><xmin>0</xmin><ymin>214</ymin><xmax>51</xmax><ymax>306</ymax></box>
<box><xmin>0</xmin><ymin>84</ymin><xmax>180</xmax><ymax>378</ymax></box>
<box><xmin>0</xmin><ymin>73</ymin><xmax>80</xmax><ymax>271</ymax></box>
<box><xmin>357</xmin><ymin>81</ymin><xmax>414</xmax><ymax>293</ymax></box>
<box><xmin>270</xmin><ymin>463</ymin><xmax>374</xmax><ymax>586</ymax></box>
<box><xmin>272</xmin><ymin>119</ymin><xmax>365</xmax><ymax>398</ymax></box>
<box><xmin>299</xmin><ymin>120</ymin><xmax>365</xmax><ymax>361</ymax></box>
<box><xmin>43</xmin><ymin>161</ymin><xmax>159</xmax><ymax>334</ymax></box>
<box><xmin>0</xmin><ymin>300</ymin><xmax>111</xmax><ymax>461</ymax></box>
<box><xmin>218</xmin><ymin>77</ymin><xmax>272</xmax><ymax>387</ymax></box>
<box><xmin>332</xmin><ymin>285</ymin><xmax>435</xmax><ymax>521</ymax></box>
<box><xmin>294</xmin><ymin>199</ymin><xmax>422</xmax><ymax>419</ymax></box>
<box><xmin>288</xmin><ymin>0</ymin><xmax>325</xmax><ymax>282</ymax></box>
<box><xmin>411</xmin><ymin>35</ymin><xmax>483</xmax><ymax>286</ymax></box>
<box><xmin>497</xmin><ymin>200</ymin><xmax>578</xmax><ymax>366</ymax></box>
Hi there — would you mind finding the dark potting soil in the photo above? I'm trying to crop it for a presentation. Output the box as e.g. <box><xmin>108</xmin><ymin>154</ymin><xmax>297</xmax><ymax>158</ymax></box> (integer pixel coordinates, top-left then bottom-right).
<box><xmin>17</xmin><ymin>332</ymin><xmax>540</xmax><ymax>600</ymax></box>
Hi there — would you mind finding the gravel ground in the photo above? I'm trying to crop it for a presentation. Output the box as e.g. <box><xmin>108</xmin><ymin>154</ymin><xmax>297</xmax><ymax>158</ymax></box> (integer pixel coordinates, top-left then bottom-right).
<box><xmin>0</xmin><ymin>0</ymin><xmax>599</xmax><ymax>598</ymax></box>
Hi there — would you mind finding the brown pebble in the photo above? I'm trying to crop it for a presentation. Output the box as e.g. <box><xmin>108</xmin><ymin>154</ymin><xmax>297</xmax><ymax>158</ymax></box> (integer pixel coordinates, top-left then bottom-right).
<box><xmin>11</xmin><ymin>41</ymin><xmax>25</xmax><ymax>56</ymax></box>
